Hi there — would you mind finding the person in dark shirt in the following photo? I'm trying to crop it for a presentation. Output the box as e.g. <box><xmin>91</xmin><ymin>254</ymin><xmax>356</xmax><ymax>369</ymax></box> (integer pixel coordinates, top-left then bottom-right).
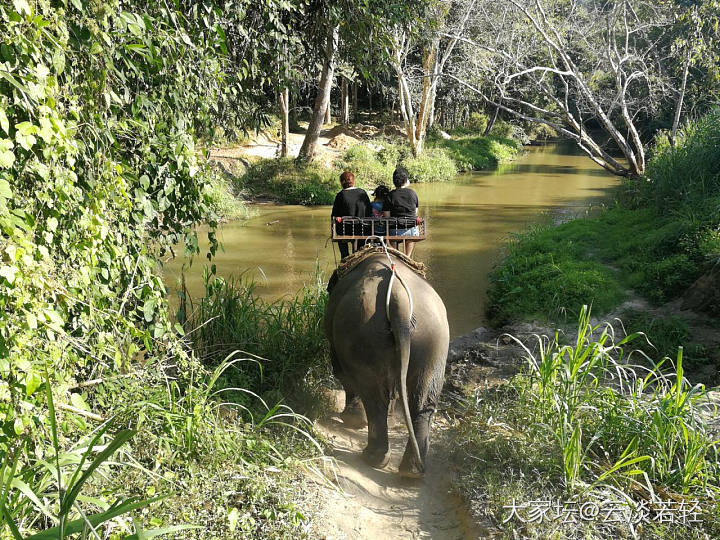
<box><xmin>383</xmin><ymin>166</ymin><xmax>419</xmax><ymax>257</ymax></box>
<box><xmin>331</xmin><ymin>170</ymin><xmax>371</xmax><ymax>259</ymax></box>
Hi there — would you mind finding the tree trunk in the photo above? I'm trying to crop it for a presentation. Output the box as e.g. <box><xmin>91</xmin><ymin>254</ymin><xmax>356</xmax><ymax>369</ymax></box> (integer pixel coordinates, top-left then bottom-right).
<box><xmin>368</xmin><ymin>85</ymin><xmax>373</xmax><ymax>112</ymax></box>
<box><xmin>324</xmin><ymin>101</ymin><xmax>331</xmax><ymax>125</ymax></box>
<box><xmin>670</xmin><ymin>49</ymin><xmax>692</xmax><ymax>147</ymax></box>
<box><xmin>352</xmin><ymin>80</ymin><xmax>358</xmax><ymax>122</ymax></box>
<box><xmin>279</xmin><ymin>87</ymin><xmax>289</xmax><ymax>157</ymax></box>
<box><xmin>484</xmin><ymin>98</ymin><xmax>502</xmax><ymax>136</ymax></box>
<box><xmin>297</xmin><ymin>24</ymin><xmax>339</xmax><ymax>163</ymax></box>
<box><xmin>341</xmin><ymin>77</ymin><xmax>349</xmax><ymax>125</ymax></box>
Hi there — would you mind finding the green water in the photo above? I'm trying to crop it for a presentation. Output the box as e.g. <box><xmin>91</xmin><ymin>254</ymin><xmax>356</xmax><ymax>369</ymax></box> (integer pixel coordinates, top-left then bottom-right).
<box><xmin>163</xmin><ymin>142</ymin><xmax>617</xmax><ymax>337</ymax></box>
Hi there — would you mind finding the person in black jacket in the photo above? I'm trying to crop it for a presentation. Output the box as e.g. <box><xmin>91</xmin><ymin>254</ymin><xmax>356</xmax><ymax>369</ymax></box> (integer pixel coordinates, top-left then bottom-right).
<box><xmin>383</xmin><ymin>166</ymin><xmax>419</xmax><ymax>257</ymax></box>
<box><xmin>331</xmin><ymin>170</ymin><xmax>371</xmax><ymax>259</ymax></box>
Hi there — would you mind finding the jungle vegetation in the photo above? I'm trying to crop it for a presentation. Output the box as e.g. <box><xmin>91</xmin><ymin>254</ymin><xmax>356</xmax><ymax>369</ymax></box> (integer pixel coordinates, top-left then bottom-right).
<box><xmin>1</xmin><ymin>0</ymin><xmax>719</xmax><ymax>537</ymax></box>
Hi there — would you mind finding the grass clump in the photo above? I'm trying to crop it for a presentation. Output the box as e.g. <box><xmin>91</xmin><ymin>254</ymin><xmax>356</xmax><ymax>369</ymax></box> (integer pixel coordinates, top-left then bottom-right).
<box><xmin>337</xmin><ymin>142</ymin><xmax>398</xmax><ymax>187</ymax></box>
<box><xmin>429</xmin><ymin>135</ymin><xmax>520</xmax><ymax>171</ymax></box>
<box><xmin>403</xmin><ymin>146</ymin><xmax>457</xmax><ymax>182</ymax></box>
<box><xmin>450</xmin><ymin>308</ymin><xmax>720</xmax><ymax>538</ymax></box>
<box><xmin>203</xmin><ymin>164</ymin><xmax>250</xmax><ymax>221</ymax></box>
<box><xmin>339</xmin><ymin>142</ymin><xmax>457</xmax><ymax>184</ymax></box>
<box><xmin>489</xmin><ymin>110</ymin><xmax>720</xmax><ymax>326</ymax></box>
<box><xmin>185</xmin><ymin>271</ymin><xmax>331</xmax><ymax>417</ymax></box>
<box><xmin>236</xmin><ymin>157</ymin><xmax>336</xmax><ymax>205</ymax></box>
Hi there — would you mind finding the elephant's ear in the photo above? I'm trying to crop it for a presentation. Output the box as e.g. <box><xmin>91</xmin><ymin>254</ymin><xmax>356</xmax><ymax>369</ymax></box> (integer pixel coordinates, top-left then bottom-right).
<box><xmin>327</xmin><ymin>270</ymin><xmax>339</xmax><ymax>293</ymax></box>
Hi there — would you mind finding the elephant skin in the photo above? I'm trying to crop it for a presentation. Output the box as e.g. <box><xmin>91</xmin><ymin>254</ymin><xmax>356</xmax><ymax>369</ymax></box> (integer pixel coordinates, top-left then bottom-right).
<box><xmin>325</xmin><ymin>251</ymin><xmax>449</xmax><ymax>477</ymax></box>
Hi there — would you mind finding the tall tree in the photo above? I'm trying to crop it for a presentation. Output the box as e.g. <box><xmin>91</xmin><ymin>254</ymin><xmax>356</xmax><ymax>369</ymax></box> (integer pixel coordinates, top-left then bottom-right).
<box><xmin>391</xmin><ymin>0</ymin><xmax>477</xmax><ymax>156</ymax></box>
<box><xmin>445</xmin><ymin>0</ymin><xmax>720</xmax><ymax>177</ymax></box>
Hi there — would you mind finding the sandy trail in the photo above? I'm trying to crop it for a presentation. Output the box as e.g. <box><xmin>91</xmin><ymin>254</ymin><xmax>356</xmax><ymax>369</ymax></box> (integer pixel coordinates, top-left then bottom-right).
<box><xmin>312</xmin><ymin>391</ymin><xmax>487</xmax><ymax>540</ymax></box>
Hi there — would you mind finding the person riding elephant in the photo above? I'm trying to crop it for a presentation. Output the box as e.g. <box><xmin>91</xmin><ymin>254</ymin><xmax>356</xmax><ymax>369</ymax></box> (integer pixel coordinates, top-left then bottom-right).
<box><xmin>325</xmin><ymin>247</ymin><xmax>449</xmax><ymax>477</ymax></box>
<box><xmin>331</xmin><ymin>170</ymin><xmax>371</xmax><ymax>259</ymax></box>
<box><xmin>383</xmin><ymin>167</ymin><xmax>419</xmax><ymax>258</ymax></box>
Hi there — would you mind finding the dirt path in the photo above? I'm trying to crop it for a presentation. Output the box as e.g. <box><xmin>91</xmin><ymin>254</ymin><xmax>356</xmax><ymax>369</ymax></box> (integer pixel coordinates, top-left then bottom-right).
<box><xmin>312</xmin><ymin>391</ymin><xmax>489</xmax><ymax>540</ymax></box>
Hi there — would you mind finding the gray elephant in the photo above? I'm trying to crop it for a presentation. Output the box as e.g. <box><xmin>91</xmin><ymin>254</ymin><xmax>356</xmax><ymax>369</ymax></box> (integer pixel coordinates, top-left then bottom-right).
<box><xmin>325</xmin><ymin>247</ymin><xmax>449</xmax><ymax>477</ymax></box>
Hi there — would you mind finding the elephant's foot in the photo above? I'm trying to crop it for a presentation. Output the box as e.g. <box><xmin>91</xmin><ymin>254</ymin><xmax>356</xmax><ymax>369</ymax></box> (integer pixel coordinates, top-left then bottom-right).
<box><xmin>340</xmin><ymin>401</ymin><xmax>367</xmax><ymax>429</ymax></box>
<box><xmin>399</xmin><ymin>452</ymin><xmax>425</xmax><ymax>479</ymax></box>
<box><xmin>362</xmin><ymin>446</ymin><xmax>391</xmax><ymax>469</ymax></box>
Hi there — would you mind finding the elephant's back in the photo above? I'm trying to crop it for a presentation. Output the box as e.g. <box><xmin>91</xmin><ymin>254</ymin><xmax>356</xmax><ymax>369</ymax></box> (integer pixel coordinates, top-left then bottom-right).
<box><xmin>326</xmin><ymin>254</ymin><xmax>448</xmax><ymax>336</ymax></box>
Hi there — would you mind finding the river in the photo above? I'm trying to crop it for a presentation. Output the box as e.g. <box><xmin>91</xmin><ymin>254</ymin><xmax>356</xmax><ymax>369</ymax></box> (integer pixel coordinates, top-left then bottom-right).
<box><xmin>163</xmin><ymin>142</ymin><xmax>617</xmax><ymax>337</ymax></box>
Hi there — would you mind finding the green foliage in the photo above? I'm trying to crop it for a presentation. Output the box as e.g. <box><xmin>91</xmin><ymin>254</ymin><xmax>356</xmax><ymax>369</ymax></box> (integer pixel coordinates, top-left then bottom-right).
<box><xmin>466</xmin><ymin>111</ymin><xmax>489</xmax><ymax>133</ymax></box>
<box><xmin>489</xmin><ymin>111</ymin><xmax>720</xmax><ymax>323</ymax></box>
<box><xmin>488</xmin><ymin>120</ymin><xmax>513</xmax><ymax>139</ymax></box>
<box><xmin>0</xmin><ymin>0</ymin><xmax>327</xmax><ymax>536</ymax></box>
<box><xmin>644</xmin><ymin>110</ymin><xmax>720</xmax><ymax>212</ymax></box>
<box><xmin>186</xmin><ymin>272</ymin><xmax>332</xmax><ymax>416</ymax></box>
<box><xmin>236</xmin><ymin>158</ymin><xmax>336</xmax><ymax>205</ymax></box>
<box><xmin>527</xmin><ymin>122</ymin><xmax>558</xmax><ymax>141</ymax></box>
<box><xmin>338</xmin><ymin>142</ymin><xmax>400</xmax><ymax>188</ymax></box>
<box><xmin>618</xmin><ymin>309</ymin><xmax>710</xmax><ymax>370</ymax></box>
<box><xmin>487</xmin><ymin>220</ymin><xmax>625</xmax><ymax>324</ymax></box>
<box><xmin>402</xmin><ymin>146</ymin><xmax>457</xmax><ymax>182</ymax></box>
<box><xmin>429</xmin><ymin>135</ymin><xmax>520</xmax><ymax>171</ymax></box>
<box><xmin>203</xmin><ymin>166</ymin><xmax>250</xmax><ymax>222</ymax></box>
<box><xmin>340</xmin><ymin>142</ymin><xmax>456</xmax><ymax>185</ymax></box>
<box><xmin>452</xmin><ymin>309</ymin><xmax>720</xmax><ymax>537</ymax></box>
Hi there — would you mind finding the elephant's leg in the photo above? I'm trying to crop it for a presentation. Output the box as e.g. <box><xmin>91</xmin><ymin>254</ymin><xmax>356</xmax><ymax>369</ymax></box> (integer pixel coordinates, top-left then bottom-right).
<box><xmin>340</xmin><ymin>388</ymin><xmax>367</xmax><ymax>428</ymax></box>
<box><xmin>361</xmin><ymin>393</ymin><xmax>392</xmax><ymax>468</ymax></box>
<box><xmin>330</xmin><ymin>347</ymin><xmax>367</xmax><ymax>428</ymax></box>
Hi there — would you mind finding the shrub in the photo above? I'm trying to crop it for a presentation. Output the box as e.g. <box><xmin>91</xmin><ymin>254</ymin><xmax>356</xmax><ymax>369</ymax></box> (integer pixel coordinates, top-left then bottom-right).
<box><xmin>488</xmin><ymin>120</ymin><xmax>514</xmax><ymax>139</ymax></box>
<box><xmin>466</xmin><ymin>111</ymin><xmax>489</xmax><ymax>133</ymax></box>
<box><xmin>337</xmin><ymin>142</ymin><xmax>399</xmax><ymax>188</ymax></box>
<box><xmin>237</xmin><ymin>158</ymin><xmax>336</xmax><ymax>205</ymax></box>
<box><xmin>527</xmin><ymin>122</ymin><xmax>559</xmax><ymax>141</ymax></box>
<box><xmin>644</xmin><ymin>110</ymin><xmax>720</xmax><ymax>211</ymax></box>
<box><xmin>402</xmin><ymin>147</ymin><xmax>457</xmax><ymax>183</ymax></box>
<box><xmin>430</xmin><ymin>135</ymin><xmax>520</xmax><ymax>171</ymax></box>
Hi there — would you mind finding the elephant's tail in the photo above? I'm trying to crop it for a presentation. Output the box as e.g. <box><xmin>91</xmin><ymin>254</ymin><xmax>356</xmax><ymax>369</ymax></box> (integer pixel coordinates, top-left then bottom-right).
<box><xmin>388</xmin><ymin>280</ymin><xmax>423</xmax><ymax>474</ymax></box>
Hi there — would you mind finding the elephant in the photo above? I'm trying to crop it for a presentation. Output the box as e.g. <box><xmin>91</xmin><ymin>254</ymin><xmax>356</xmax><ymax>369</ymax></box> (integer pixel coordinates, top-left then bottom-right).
<box><xmin>324</xmin><ymin>247</ymin><xmax>449</xmax><ymax>477</ymax></box>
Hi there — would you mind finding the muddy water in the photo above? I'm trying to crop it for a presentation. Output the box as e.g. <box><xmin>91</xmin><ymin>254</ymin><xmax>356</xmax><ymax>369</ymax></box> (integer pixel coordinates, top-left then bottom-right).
<box><xmin>163</xmin><ymin>142</ymin><xmax>617</xmax><ymax>337</ymax></box>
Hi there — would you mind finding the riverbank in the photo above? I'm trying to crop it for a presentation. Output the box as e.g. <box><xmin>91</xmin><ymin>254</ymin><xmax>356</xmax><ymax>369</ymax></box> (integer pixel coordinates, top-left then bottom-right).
<box><xmin>203</xmin><ymin>121</ymin><xmax>522</xmax><ymax>208</ymax></box>
<box><xmin>487</xmin><ymin>111</ymin><xmax>720</xmax><ymax>384</ymax></box>
<box><xmin>441</xmin><ymin>315</ymin><xmax>720</xmax><ymax>539</ymax></box>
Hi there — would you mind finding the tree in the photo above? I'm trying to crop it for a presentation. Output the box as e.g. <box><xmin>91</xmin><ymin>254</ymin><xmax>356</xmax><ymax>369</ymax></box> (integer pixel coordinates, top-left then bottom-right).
<box><xmin>390</xmin><ymin>0</ymin><xmax>477</xmax><ymax>156</ymax></box>
<box><xmin>445</xmin><ymin>0</ymin><xmax>720</xmax><ymax>177</ymax></box>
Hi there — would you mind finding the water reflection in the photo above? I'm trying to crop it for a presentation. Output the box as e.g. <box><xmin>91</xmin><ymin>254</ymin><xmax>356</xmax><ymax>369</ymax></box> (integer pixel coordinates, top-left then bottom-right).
<box><xmin>163</xmin><ymin>143</ymin><xmax>617</xmax><ymax>337</ymax></box>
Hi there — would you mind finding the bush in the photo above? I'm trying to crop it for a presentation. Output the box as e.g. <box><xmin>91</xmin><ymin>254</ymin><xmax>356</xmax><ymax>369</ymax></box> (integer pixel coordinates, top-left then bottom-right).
<box><xmin>337</xmin><ymin>142</ymin><xmax>400</xmax><ymax>188</ymax></box>
<box><xmin>430</xmin><ymin>135</ymin><xmax>520</xmax><ymax>171</ymax></box>
<box><xmin>237</xmin><ymin>158</ymin><xmax>336</xmax><ymax>205</ymax></box>
<box><xmin>488</xmin><ymin>120</ymin><xmax>513</xmax><ymax>139</ymax></box>
<box><xmin>402</xmin><ymin>147</ymin><xmax>457</xmax><ymax>183</ymax></box>
<box><xmin>466</xmin><ymin>111</ymin><xmax>489</xmax><ymax>133</ymax></box>
<box><xmin>644</xmin><ymin>110</ymin><xmax>720</xmax><ymax>211</ymax></box>
<box><xmin>527</xmin><ymin>122</ymin><xmax>558</xmax><ymax>141</ymax></box>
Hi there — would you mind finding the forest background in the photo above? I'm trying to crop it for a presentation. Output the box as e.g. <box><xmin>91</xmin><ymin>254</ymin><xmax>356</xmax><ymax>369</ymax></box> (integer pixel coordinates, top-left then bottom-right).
<box><xmin>1</xmin><ymin>0</ymin><xmax>719</xmax><ymax>537</ymax></box>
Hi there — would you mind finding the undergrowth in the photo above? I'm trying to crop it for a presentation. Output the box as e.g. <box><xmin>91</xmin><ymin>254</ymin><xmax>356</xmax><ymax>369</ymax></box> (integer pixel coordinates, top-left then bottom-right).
<box><xmin>184</xmin><ymin>270</ymin><xmax>332</xmax><ymax>418</ymax></box>
<box><xmin>488</xmin><ymin>109</ymin><xmax>720</xmax><ymax>325</ymax></box>
<box><xmin>450</xmin><ymin>308</ymin><xmax>720</xmax><ymax>539</ymax></box>
<box><xmin>428</xmin><ymin>134</ymin><xmax>520</xmax><ymax>171</ymax></box>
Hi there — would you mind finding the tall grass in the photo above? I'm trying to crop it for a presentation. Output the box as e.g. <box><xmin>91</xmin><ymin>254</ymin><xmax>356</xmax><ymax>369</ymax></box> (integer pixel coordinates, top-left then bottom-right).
<box><xmin>451</xmin><ymin>308</ymin><xmax>720</xmax><ymax>536</ymax></box>
<box><xmin>643</xmin><ymin>109</ymin><xmax>720</xmax><ymax>212</ymax></box>
<box><xmin>506</xmin><ymin>307</ymin><xmax>719</xmax><ymax>494</ymax></box>
<box><xmin>185</xmin><ymin>271</ymin><xmax>331</xmax><ymax>416</ymax></box>
<box><xmin>0</xmin><ymin>370</ymin><xmax>193</xmax><ymax>539</ymax></box>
